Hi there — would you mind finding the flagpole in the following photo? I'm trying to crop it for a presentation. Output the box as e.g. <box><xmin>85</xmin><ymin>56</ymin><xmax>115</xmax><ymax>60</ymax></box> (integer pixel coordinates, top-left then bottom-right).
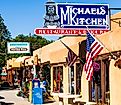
<box><xmin>86</xmin><ymin>27</ymin><xmax>117</xmax><ymax>60</ymax></box>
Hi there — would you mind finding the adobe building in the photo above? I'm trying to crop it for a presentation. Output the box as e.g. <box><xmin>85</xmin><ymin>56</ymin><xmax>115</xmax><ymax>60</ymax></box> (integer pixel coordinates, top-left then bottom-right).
<box><xmin>96</xmin><ymin>12</ymin><xmax>121</xmax><ymax>105</ymax></box>
<box><xmin>24</xmin><ymin>48</ymin><xmax>41</xmax><ymax>80</ymax></box>
<box><xmin>37</xmin><ymin>12</ymin><xmax>121</xmax><ymax>105</ymax></box>
<box><xmin>7</xmin><ymin>56</ymin><xmax>30</xmax><ymax>86</ymax></box>
<box><xmin>7</xmin><ymin>58</ymin><xmax>20</xmax><ymax>86</ymax></box>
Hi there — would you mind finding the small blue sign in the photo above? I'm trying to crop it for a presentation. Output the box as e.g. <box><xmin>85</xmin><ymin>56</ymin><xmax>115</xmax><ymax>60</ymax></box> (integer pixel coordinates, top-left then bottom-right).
<box><xmin>57</xmin><ymin>3</ymin><xmax>110</xmax><ymax>30</ymax></box>
<box><xmin>32</xmin><ymin>88</ymin><xmax>43</xmax><ymax>104</ymax></box>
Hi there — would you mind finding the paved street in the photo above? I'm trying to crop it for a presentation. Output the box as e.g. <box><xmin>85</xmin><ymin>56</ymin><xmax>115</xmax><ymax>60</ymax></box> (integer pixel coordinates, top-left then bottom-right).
<box><xmin>0</xmin><ymin>90</ymin><xmax>58</xmax><ymax>105</ymax></box>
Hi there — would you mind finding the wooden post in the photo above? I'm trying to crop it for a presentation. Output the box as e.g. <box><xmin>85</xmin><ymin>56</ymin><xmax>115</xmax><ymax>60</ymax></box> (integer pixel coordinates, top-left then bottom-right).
<box><xmin>95</xmin><ymin>83</ymin><xmax>98</xmax><ymax>104</ymax></box>
<box><xmin>101</xmin><ymin>60</ymin><xmax>105</xmax><ymax>105</ymax></box>
<box><xmin>89</xmin><ymin>81</ymin><xmax>92</xmax><ymax>101</ymax></box>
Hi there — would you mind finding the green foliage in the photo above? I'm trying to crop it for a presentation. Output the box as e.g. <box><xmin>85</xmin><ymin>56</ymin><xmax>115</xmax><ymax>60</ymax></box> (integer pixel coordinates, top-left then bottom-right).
<box><xmin>8</xmin><ymin>34</ymin><xmax>53</xmax><ymax>59</ymax></box>
<box><xmin>0</xmin><ymin>14</ymin><xmax>53</xmax><ymax>67</ymax></box>
<box><xmin>0</xmin><ymin>14</ymin><xmax>11</xmax><ymax>67</ymax></box>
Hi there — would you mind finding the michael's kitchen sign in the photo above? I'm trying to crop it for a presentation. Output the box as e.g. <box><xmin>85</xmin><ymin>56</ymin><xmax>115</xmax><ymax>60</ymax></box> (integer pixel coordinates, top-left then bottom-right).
<box><xmin>7</xmin><ymin>42</ymin><xmax>30</xmax><ymax>53</ymax></box>
<box><xmin>34</xmin><ymin>3</ymin><xmax>110</xmax><ymax>35</ymax></box>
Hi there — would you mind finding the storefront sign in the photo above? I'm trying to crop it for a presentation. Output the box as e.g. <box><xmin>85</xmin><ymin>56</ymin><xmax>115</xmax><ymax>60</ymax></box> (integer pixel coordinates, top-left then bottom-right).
<box><xmin>57</xmin><ymin>4</ymin><xmax>109</xmax><ymax>29</ymax></box>
<box><xmin>34</xmin><ymin>3</ymin><xmax>110</xmax><ymax>35</ymax></box>
<box><xmin>7</xmin><ymin>42</ymin><xmax>30</xmax><ymax>53</ymax></box>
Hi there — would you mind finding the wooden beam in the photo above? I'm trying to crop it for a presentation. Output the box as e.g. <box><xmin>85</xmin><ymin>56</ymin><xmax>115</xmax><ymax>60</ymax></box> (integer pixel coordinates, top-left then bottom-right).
<box><xmin>96</xmin><ymin>50</ymin><xmax>121</xmax><ymax>61</ymax></box>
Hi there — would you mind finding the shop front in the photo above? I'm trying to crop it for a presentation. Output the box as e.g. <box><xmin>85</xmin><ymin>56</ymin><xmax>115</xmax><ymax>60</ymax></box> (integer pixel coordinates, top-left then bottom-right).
<box><xmin>46</xmin><ymin>37</ymin><xmax>86</xmax><ymax>105</ymax></box>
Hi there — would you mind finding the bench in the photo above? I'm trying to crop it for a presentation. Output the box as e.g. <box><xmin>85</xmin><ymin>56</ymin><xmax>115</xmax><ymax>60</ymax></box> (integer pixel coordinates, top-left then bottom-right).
<box><xmin>73</xmin><ymin>98</ymin><xmax>86</xmax><ymax>105</ymax></box>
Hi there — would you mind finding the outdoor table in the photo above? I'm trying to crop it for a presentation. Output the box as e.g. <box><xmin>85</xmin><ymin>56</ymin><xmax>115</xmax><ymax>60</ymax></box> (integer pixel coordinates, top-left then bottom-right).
<box><xmin>73</xmin><ymin>98</ymin><xmax>97</xmax><ymax>105</ymax></box>
<box><xmin>86</xmin><ymin>102</ymin><xmax>97</xmax><ymax>105</ymax></box>
<box><xmin>58</xmin><ymin>94</ymin><xmax>81</xmax><ymax>105</ymax></box>
<box><xmin>73</xmin><ymin>98</ymin><xmax>86</xmax><ymax>105</ymax></box>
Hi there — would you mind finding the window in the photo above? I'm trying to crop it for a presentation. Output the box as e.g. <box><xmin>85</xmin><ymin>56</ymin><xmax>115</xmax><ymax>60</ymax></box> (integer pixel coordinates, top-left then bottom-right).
<box><xmin>76</xmin><ymin>63</ymin><xmax>82</xmax><ymax>94</ymax></box>
<box><xmin>90</xmin><ymin>61</ymin><xmax>101</xmax><ymax>102</ymax></box>
<box><xmin>90</xmin><ymin>60</ymin><xmax>110</xmax><ymax>104</ymax></box>
<box><xmin>53</xmin><ymin>66</ymin><xmax>63</xmax><ymax>93</ymax></box>
<box><xmin>70</xmin><ymin>66</ymin><xmax>74</xmax><ymax>94</ymax></box>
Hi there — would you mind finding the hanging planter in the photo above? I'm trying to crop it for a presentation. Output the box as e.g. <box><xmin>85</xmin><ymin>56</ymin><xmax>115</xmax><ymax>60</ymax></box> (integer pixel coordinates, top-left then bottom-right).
<box><xmin>93</xmin><ymin>62</ymin><xmax>100</xmax><ymax>72</ymax></box>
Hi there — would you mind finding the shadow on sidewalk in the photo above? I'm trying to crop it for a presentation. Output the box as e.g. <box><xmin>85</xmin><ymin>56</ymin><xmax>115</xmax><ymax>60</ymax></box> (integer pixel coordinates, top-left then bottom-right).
<box><xmin>44</xmin><ymin>101</ymin><xmax>55</xmax><ymax>104</ymax></box>
<box><xmin>0</xmin><ymin>96</ymin><xmax>5</xmax><ymax>99</ymax></box>
<box><xmin>0</xmin><ymin>101</ymin><xmax>14</xmax><ymax>105</ymax></box>
<box><xmin>44</xmin><ymin>98</ymin><xmax>55</xmax><ymax>104</ymax></box>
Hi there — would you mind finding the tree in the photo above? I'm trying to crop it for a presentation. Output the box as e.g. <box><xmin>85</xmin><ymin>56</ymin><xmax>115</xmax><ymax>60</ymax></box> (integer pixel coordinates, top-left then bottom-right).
<box><xmin>0</xmin><ymin>14</ymin><xmax>53</xmax><ymax>67</ymax></box>
<box><xmin>0</xmin><ymin>14</ymin><xmax>11</xmax><ymax>67</ymax></box>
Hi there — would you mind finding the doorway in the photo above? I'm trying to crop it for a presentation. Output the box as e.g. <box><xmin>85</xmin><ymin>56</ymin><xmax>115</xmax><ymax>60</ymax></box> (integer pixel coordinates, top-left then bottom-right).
<box><xmin>89</xmin><ymin>59</ymin><xmax>110</xmax><ymax>105</ymax></box>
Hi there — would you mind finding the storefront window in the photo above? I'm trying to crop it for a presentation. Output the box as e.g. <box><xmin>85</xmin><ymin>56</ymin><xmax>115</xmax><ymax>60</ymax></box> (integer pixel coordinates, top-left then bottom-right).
<box><xmin>91</xmin><ymin>61</ymin><xmax>101</xmax><ymax>102</ymax></box>
<box><xmin>70</xmin><ymin>66</ymin><xmax>74</xmax><ymax>94</ymax></box>
<box><xmin>76</xmin><ymin>63</ymin><xmax>82</xmax><ymax>95</ymax></box>
<box><xmin>90</xmin><ymin>60</ymin><xmax>110</xmax><ymax>104</ymax></box>
<box><xmin>53</xmin><ymin>66</ymin><xmax>63</xmax><ymax>93</ymax></box>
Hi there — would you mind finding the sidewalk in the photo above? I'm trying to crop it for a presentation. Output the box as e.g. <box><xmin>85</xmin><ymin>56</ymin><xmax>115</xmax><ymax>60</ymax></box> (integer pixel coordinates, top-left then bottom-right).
<box><xmin>25</xmin><ymin>95</ymin><xmax>59</xmax><ymax>105</ymax></box>
<box><xmin>30</xmin><ymin>102</ymin><xmax>59</xmax><ymax>105</ymax></box>
<box><xmin>43</xmin><ymin>102</ymin><xmax>59</xmax><ymax>105</ymax></box>
<box><xmin>0</xmin><ymin>89</ymin><xmax>59</xmax><ymax>105</ymax></box>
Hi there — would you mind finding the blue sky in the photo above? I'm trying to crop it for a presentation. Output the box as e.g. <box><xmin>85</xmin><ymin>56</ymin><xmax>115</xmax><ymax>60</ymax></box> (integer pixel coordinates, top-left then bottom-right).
<box><xmin>0</xmin><ymin>0</ymin><xmax>121</xmax><ymax>41</ymax></box>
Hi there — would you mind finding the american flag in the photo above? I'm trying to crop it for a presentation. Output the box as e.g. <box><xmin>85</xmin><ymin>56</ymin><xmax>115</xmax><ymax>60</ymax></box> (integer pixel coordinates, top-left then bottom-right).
<box><xmin>67</xmin><ymin>49</ymin><xmax>78</xmax><ymax>67</ymax></box>
<box><xmin>60</xmin><ymin>40</ymin><xmax>78</xmax><ymax>67</ymax></box>
<box><xmin>85</xmin><ymin>32</ymin><xmax>104</xmax><ymax>81</ymax></box>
